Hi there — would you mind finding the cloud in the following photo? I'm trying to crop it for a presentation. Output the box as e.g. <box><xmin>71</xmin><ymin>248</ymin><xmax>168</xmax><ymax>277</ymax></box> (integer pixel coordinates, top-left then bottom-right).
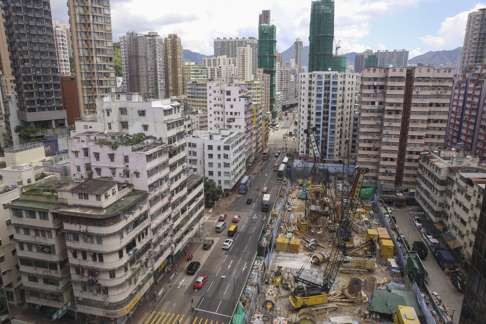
<box><xmin>421</xmin><ymin>3</ymin><xmax>486</xmax><ymax>50</ymax></box>
<box><xmin>50</xmin><ymin>0</ymin><xmax>421</xmax><ymax>54</ymax></box>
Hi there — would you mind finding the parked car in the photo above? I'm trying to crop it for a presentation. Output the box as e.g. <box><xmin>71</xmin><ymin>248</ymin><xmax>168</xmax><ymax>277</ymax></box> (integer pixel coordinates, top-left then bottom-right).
<box><xmin>412</xmin><ymin>241</ymin><xmax>428</xmax><ymax>260</ymax></box>
<box><xmin>186</xmin><ymin>261</ymin><xmax>201</xmax><ymax>275</ymax></box>
<box><xmin>262</xmin><ymin>186</ymin><xmax>268</xmax><ymax>194</ymax></box>
<box><xmin>425</xmin><ymin>234</ymin><xmax>440</xmax><ymax>246</ymax></box>
<box><xmin>202</xmin><ymin>239</ymin><xmax>214</xmax><ymax>250</ymax></box>
<box><xmin>222</xmin><ymin>239</ymin><xmax>234</xmax><ymax>250</ymax></box>
<box><xmin>246</xmin><ymin>198</ymin><xmax>253</xmax><ymax>205</ymax></box>
<box><xmin>232</xmin><ymin>215</ymin><xmax>241</xmax><ymax>223</ymax></box>
<box><xmin>193</xmin><ymin>274</ymin><xmax>208</xmax><ymax>290</ymax></box>
<box><xmin>218</xmin><ymin>214</ymin><xmax>227</xmax><ymax>222</ymax></box>
<box><xmin>414</xmin><ymin>217</ymin><xmax>423</xmax><ymax>229</ymax></box>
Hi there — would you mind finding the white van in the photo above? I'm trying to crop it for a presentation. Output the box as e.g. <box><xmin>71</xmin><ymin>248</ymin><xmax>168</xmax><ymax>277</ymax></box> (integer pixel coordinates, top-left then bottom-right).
<box><xmin>215</xmin><ymin>221</ymin><xmax>226</xmax><ymax>233</ymax></box>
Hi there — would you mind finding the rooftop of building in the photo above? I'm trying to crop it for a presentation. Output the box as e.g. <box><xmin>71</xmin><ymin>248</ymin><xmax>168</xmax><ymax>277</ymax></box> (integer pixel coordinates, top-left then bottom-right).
<box><xmin>6</xmin><ymin>176</ymin><xmax>70</xmax><ymax>210</ymax></box>
<box><xmin>71</xmin><ymin>178</ymin><xmax>119</xmax><ymax>195</ymax></box>
<box><xmin>74</xmin><ymin>132</ymin><xmax>168</xmax><ymax>152</ymax></box>
<box><xmin>192</xmin><ymin>129</ymin><xmax>244</xmax><ymax>142</ymax></box>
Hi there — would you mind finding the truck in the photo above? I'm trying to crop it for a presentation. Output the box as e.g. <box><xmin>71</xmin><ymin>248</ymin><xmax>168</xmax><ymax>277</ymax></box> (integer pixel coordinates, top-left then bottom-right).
<box><xmin>393</xmin><ymin>305</ymin><xmax>420</xmax><ymax>324</ymax></box>
<box><xmin>261</xmin><ymin>194</ymin><xmax>271</xmax><ymax>212</ymax></box>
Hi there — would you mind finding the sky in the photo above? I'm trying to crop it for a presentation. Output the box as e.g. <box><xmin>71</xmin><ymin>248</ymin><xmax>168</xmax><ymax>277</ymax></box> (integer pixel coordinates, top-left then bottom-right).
<box><xmin>50</xmin><ymin>0</ymin><xmax>485</xmax><ymax>58</ymax></box>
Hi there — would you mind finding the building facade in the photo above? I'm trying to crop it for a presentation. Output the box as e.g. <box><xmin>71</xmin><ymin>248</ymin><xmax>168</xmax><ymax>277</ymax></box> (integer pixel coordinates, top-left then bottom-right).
<box><xmin>237</xmin><ymin>45</ymin><xmax>254</xmax><ymax>81</ymax></box>
<box><xmin>164</xmin><ymin>34</ymin><xmax>184</xmax><ymax>97</ymax></box>
<box><xmin>357</xmin><ymin>67</ymin><xmax>453</xmax><ymax>189</ymax></box>
<box><xmin>258</xmin><ymin>10</ymin><xmax>277</xmax><ymax>118</ymax></box>
<box><xmin>203</xmin><ymin>56</ymin><xmax>237</xmax><ymax>83</ymax></box>
<box><xmin>68</xmin><ymin>0</ymin><xmax>115</xmax><ymax>116</ymax></box>
<box><xmin>207</xmin><ymin>82</ymin><xmax>257</xmax><ymax>164</ymax></box>
<box><xmin>0</xmin><ymin>10</ymin><xmax>15</xmax><ymax>97</ymax></box>
<box><xmin>460</xmin><ymin>190</ymin><xmax>486</xmax><ymax>323</ymax></box>
<box><xmin>186</xmin><ymin>81</ymin><xmax>208</xmax><ymax>130</ymax></box>
<box><xmin>3</xmin><ymin>0</ymin><xmax>67</xmax><ymax>131</ymax></box>
<box><xmin>187</xmin><ymin>130</ymin><xmax>246</xmax><ymax>190</ymax></box>
<box><xmin>460</xmin><ymin>8</ymin><xmax>486</xmax><ymax>72</ymax></box>
<box><xmin>446</xmin><ymin>65</ymin><xmax>486</xmax><ymax>160</ymax></box>
<box><xmin>298</xmin><ymin>71</ymin><xmax>360</xmax><ymax>161</ymax></box>
<box><xmin>213</xmin><ymin>37</ymin><xmax>258</xmax><ymax>74</ymax></box>
<box><xmin>53</xmin><ymin>22</ymin><xmax>71</xmax><ymax>77</ymax></box>
<box><xmin>120</xmin><ymin>32</ymin><xmax>165</xmax><ymax>99</ymax></box>
<box><xmin>293</xmin><ymin>38</ymin><xmax>304</xmax><ymax>72</ymax></box>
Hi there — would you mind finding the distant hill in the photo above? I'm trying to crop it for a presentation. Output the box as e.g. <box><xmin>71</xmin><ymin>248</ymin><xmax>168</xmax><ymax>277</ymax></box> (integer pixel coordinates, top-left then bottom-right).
<box><xmin>408</xmin><ymin>47</ymin><xmax>462</xmax><ymax>68</ymax></box>
<box><xmin>281</xmin><ymin>44</ymin><xmax>355</xmax><ymax>69</ymax></box>
<box><xmin>183</xmin><ymin>49</ymin><xmax>208</xmax><ymax>64</ymax></box>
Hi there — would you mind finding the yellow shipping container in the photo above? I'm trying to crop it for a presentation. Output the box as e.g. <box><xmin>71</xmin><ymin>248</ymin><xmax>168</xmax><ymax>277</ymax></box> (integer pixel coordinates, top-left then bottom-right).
<box><xmin>367</xmin><ymin>228</ymin><xmax>379</xmax><ymax>240</ymax></box>
<box><xmin>380</xmin><ymin>239</ymin><xmax>395</xmax><ymax>259</ymax></box>
<box><xmin>377</xmin><ymin>227</ymin><xmax>391</xmax><ymax>240</ymax></box>
<box><xmin>288</xmin><ymin>238</ymin><xmax>301</xmax><ymax>253</ymax></box>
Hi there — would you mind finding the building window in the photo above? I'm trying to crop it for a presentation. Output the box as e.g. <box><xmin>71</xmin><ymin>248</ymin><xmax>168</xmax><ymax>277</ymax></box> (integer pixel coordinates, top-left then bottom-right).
<box><xmin>121</xmin><ymin>121</ymin><xmax>128</xmax><ymax>129</ymax></box>
<box><xmin>138</xmin><ymin>110</ymin><xmax>146</xmax><ymax>117</ymax></box>
<box><xmin>83</xmin><ymin>148</ymin><xmax>89</xmax><ymax>157</ymax></box>
<box><xmin>224</xmin><ymin>145</ymin><xmax>230</xmax><ymax>150</ymax></box>
<box><xmin>207</xmin><ymin>145</ymin><xmax>213</xmax><ymax>150</ymax></box>
<box><xmin>23</xmin><ymin>228</ymin><xmax>30</xmax><ymax>235</ymax></box>
<box><xmin>110</xmin><ymin>168</ymin><xmax>116</xmax><ymax>176</ymax></box>
<box><xmin>109</xmin><ymin>270</ymin><xmax>116</xmax><ymax>279</ymax></box>
<box><xmin>118</xmin><ymin>250</ymin><xmax>124</xmax><ymax>259</ymax></box>
<box><xmin>124</xmin><ymin>156</ymin><xmax>129</xmax><ymax>163</ymax></box>
<box><xmin>73</xmin><ymin>151</ymin><xmax>79</xmax><ymax>158</ymax></box>
<box><xmin>12</xmin><ymin>209</ymin><xmax>22</xmax><ymax>218</ymax></box>
<box><xmin>208</xmin><ymin>171</ymin><xmax>214</xmax><ymax>176</ymax></box>
<box><xmin>96</xmin><ymin>194</ymin><xmax>101</xmax><ymax>201</ymax></box>
<box><xmin>142</xmin><ymin>124</ymin><xmax>149</xmax><ymax>131</ymax></box>
<box><xmin>119</xmin><ymin>107</ymin><xmax>127</xmax><ymax>115</ymax></box>
<box><xmin>108</xmin><ymin>153</ymin><xmax>115</xmax><ymax>162</ymax></box>
<box><xmin>27</xmin><ymin>275</ymin><xmax>38</xmax><ymax>282</ymax></box>
<box><xmin>81</xmin><ymin>251</ymin><xmax>87</xmax><ymax>260</ymax></box>
<box><xmin>72</xmin><ymin>250</ymin><xmax>77</xmax><ymax>258</ymax></box>
<box><xmin>26</xmin><ymin>211</ymin><xmax>36</xmax><ymax>219</ymax></box>
<box><xmin>78</xmin><ymin>193</ymin><xmax>89</xmax><ymax>200</ymax></box>
<box><xmin>94</xmin><ymin>152</ymin><xmax>100</xmax><ymax>161</ymax></box>
<box><xmin>107</xmin><ymin>122</ymin><xmax>112</xmax><ymax>130</ymax></box>
<box><xmin>38</xmin><ymin>212</ymin><xmax>48</xmax><ymax>220</ymax></box>
<box><xmin>95</xmin><ymin>168</ymin><xmax>101</xmax><ymax>176</ymax></box>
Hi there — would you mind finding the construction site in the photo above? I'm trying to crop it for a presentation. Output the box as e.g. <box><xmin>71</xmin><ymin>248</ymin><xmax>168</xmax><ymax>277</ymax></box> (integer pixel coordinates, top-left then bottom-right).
<box><xmin>233</xmin><ymin>161</ymin><xmax>454</xmax><ymax>324</ymax></box>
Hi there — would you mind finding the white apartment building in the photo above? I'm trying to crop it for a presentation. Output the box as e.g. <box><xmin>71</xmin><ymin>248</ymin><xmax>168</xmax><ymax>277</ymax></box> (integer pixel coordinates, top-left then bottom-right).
<box><xmin>0</xmin><ymin>185</ymin><xmax>22</xmax><ymax>305</ymax></box>
<box><xmin>74</xmin><ymin>94</ymin><xmax>204</xmax><ymax>268</ymax></box>
<box><xmin>358</xmin><ymin>67</ymin><xmax>453</xmax><ymax>189</ymax></box>
<box><xmin>203</xmin><ymin>56</ymin><xmax>237</xmax><ymax>83</ymax></box>
<box><xmin>447</xmin><ymin>172</ymin><xmax>486</xmax><ymax>260</ymax></box>
<box><xmin>53</xmin><ymin>22</ymin><xmax>71</xmax><ymax>76</ymax></box>
<box><xmin>236</xmin><ymin>46</ymin><xmax>254</xmax><ymax>81</ymax></box>
<box><xmin>186</xmin><ymin>81</ymin><xmax>208</xmax><ymax>130</ymax></box>
<box><xmin>207</xmin><ymin>82</ymin><xmax>257</xmax><ymax>164</ymax></box>
<box><xmin>298</xmin><ymin>71</ymin><xmax>360</xmax><ymax>161</ymax></box>
<box><xmin>187</xmin><ymin>130</ymin><xmax>246</xmax><ymax>190</ymax></box>
<box><xmin>417</xmin><ymin>150</ymin><xmax>481</xmax><ymax>224</ymax></box>
<box><xmin>55</xmin><ymin>179</ymin><xmax>153</xmax><ymax>321</ymax></box>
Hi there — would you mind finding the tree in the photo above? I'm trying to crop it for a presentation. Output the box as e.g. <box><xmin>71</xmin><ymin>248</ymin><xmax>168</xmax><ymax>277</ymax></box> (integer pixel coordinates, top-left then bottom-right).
<box><xmin>204</xmin><ymin>178</ymin><xmax>222</xmax><ymax>208</ymax></box>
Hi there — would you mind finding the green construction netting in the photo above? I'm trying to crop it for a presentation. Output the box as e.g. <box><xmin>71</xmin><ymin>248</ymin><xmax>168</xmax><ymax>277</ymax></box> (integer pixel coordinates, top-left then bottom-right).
<box><xmin>360</xmin><ymin>187</ymin><xmax>375</xmax><ymax>200</ymax></box>
<box><xmin>231</xmin><ymin>303</ymin><xmax>246</xmax><ymax>324</ymax></box>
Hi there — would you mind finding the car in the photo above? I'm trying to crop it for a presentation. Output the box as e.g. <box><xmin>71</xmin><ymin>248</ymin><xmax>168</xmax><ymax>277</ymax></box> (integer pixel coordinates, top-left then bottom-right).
<box><xmin>222</xmin><ymin>239</ymin><xmax>234</xmax><ymax>250</ymax></box>
<box><xmin>274</xmin><ymin>152</ymin><xmax>279</xmax><ymax>158</ymax></box>
<box><xmin>218</xmin><ymin>214</ymin><xmax>227</xmax><ymax>222</ymax></box>
<box><xmin>232</xmin><ymin>215</ymin><xmax>240</xmax><ymax>223</ymax></box>
<box><xmin>262</xmin><ymin>186</ymin><xmax>268</xmax><ymax>194</ymax></box>
<box><xmin>414</xmin><ymin>217</ymin><xmax>423</xmax><ymax>229</ymax></box>
<box><xmin>193</xmin><ymin>274</ymin><xmax>208</xmax><ymax>290</ymax></box>
<box><xmin>246</xmin><ymin>198</ymin><xmax>253</xmax><ymax>205</ymax></box>
<box><xmin>186</xmin><ymin>261</ymin><xmax>201</xmax><ymax>275</ymax></box>
<box><xmin>202</xmin><ymin>239</ymin><xmax>214</xmax><ymax>250</ymax></box>
<box><xmin>425</xmin><ymin>234</ymin><xmax>439</xmax><ymax>245</ymax></box>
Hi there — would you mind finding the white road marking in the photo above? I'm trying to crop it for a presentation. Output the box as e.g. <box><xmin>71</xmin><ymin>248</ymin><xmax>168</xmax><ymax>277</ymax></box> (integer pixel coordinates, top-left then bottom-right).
<box><xmin>216</xmin><ymin>300</ymin><xmax>223</xmax><ymax>313</ymax></box>
<box><xmin>227</xmin><ymin>259</ymin><xmax>233</xmax><ymax>269</ymax></box>
<box><xmin>208</xmin><ymin>279</ymin><xmax>215</xmax><ymax>291</ymax></box>
<box><xmin>242</xmin><ymin>262</ymin><xmax>248</xmax><ymax>272</ymax></box>
<box><xmin>177</xmin><ymin>278</ymin><xmax>185</xmax><ymax>289</ymax></box>
<box><xmin>169</xmin><ymin>272</ymin><xmax>176</xmax><ymax>281</ymax></box>
<box><xmin>223</xmin><ymin>284</ymin><xmax>231</xmax><ymax>296</ymax></box>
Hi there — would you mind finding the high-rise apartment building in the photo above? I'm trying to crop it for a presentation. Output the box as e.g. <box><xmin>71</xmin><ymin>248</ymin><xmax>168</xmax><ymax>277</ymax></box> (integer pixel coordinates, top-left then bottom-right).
<box><xmin>68</xmin><ymin>0</ymin><xmax>115</xmax><ymax>116</ymax></box>
<box><xmin>164</xmin><ymin>34</ymin><xmax>184</xmax><ymax>97</ymax></box>
<box><xmin>3</xmin><ymin>0</ymin><xmax>66</xmax><ymax>131</ymax></box>
<box><xmin>237</xmin><ymin>45</ymin><xmax>254</xmax><ymax>81</ymax></box>
<box><xmin>357</xmin><ymin>67</ymin><xmax>453</xmax><ymax>189</ymax></box>
<box><xmin>120</xmin><ymin>32</ymin><xmax>165</xmax><ymax>99</ymax></box>
<box><xmin>447</xmin><ymin>65</ymin><xmax>486</xmax><ymax>160</ymax></box>
<box><xmin>460</xmin><ymin>193</ymin><xmax>486</xmax><ymax>323</ymax></box>
<box><xmin>0</xmin><ymin>10</ymin><xmax>14</xmax><ymax>96</ymax></box>
<box><xmin>203</xmin><ymin>56</ymin><xmax>237</xmax><ymax>83</ymax></box>
<box><xmin>213</xmin><ymin>37</ymin><xmax>258</xmax><ymax>74</ymax></box>
<box><xmin>259</xmin><ymin>10</ymin><xmax>271</xmax><ymax>25</ymax></box>
<box><xmin>258</xmin><ymin>11</ymin><xmax>277</xmax><ymax>118</ymax></box>
<box><xmin>293</xmin><ymin>38</ymin><xmax>304</xmax><ymax>72</ymax></box>
<box><xmin>308</xmin><ymin>0</ymin><xmax>346</xmax><ymax>72</ymax></box>
<box><xmin>183</xmin><ymin>62</ymin><xmax>208</xmax><ymax>96</ymax></box>
<box><xmin>186</xmin><ymin>81</ymin><xmax>208</xmax><ymax>130</ymax></box>
<box><xmin>53</xmin><ymin>22</ymin><xmax>71</xmax><ymax>76</ymax></box>
<box><xmin>461</xmin><ymin>8</ymin><xmax>486</xmax><ymax>72</ymax></box>
<box><xmin>376</xmin><ymin>50</ymin><xmax>409</xmax><ymax>68</ymax></box>
<box><xmin>298</xmin><ymin>71</ymin><xmax>360</xmax><ymax>161</ymax></box>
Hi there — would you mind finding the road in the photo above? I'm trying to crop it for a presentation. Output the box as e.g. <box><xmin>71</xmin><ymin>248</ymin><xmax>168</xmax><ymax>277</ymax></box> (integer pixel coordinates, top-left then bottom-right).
<box><xmin>140</xmin><ymin>147</ymin><xmax>281</xmax><ymax>324</ymax></box>
<box><xmin>394</xmin><ymin>206</ymin><xmax>463</xmax><ymax>323</ymax></box>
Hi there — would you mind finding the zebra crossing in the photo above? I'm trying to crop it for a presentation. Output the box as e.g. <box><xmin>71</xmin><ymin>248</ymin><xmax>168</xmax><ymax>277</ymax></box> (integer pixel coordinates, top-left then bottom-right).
<box><xmin>142</xmin><ymin>311</ymin><xmax>227</xmax><ymax>324</ymax></box>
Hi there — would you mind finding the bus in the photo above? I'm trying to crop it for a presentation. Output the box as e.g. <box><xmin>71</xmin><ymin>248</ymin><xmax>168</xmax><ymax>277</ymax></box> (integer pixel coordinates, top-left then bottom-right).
<box><xmin>277</xmin><ymin>163</ymin><xmax>286</xmax><ymax>180</ymax></box>
<box><xmin>238</xmin><ymin>175</ymin><xmax>251</xmax><ymax>194</ymax></box>
<box><xmin>282</xmin><ymin>156</ymin><xmax>289</xmax><ymax>165</ymax></box>
<box><xmin>261</xmin><ymin>194</ymin><xmax>271</xmax><ymax>212</ymax></box>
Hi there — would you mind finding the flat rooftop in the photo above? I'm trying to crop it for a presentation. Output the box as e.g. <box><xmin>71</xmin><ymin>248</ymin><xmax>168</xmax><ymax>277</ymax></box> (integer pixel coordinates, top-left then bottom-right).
<box><xmin>71</xmin><ymin>178</ymin><xmax>117</xmax><ymax>195</ymax></box>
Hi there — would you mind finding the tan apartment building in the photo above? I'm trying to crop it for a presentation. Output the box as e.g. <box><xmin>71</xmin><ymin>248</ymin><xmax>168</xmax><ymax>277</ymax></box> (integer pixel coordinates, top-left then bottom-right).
<box><xmin>164</xmin><ymin>34</ymin><xmax>184</xmax><ymax>97</ymax></box>
<box><xmin>68</xmin><ymin>0</ymin><xmax>115</xmax><ymax>116</ymax></box>
<box><xmin>357</xmin><ymin>67</ymin><xmax>453</xmax><ymax>189</ymax></box>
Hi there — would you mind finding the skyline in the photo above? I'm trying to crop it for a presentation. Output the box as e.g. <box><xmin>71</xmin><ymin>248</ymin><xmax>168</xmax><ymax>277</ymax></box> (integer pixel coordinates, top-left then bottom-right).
<box><xmin>50</xmin><ymin>0</ymin><xmax>484</xmax><ymax>58</ymax></box>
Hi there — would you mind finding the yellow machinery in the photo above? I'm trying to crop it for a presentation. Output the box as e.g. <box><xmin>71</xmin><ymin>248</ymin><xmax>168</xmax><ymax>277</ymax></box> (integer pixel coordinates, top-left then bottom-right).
<box><xmin>393</xmin><ymin>305</ymin><xmax>420</xmax><ymax>324</ymax></box>
<box><xmin>289</xmin><ymin>285</ymin><xmax>328</xmax><ymax>309</ymax></box>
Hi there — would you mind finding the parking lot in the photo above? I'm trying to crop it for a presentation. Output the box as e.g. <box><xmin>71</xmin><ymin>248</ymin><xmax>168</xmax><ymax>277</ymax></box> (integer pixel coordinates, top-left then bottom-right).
<box><xmin>393</xmin><ymin>205</ymin><xmax>464</xmax><ymax>323</ymax></box>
